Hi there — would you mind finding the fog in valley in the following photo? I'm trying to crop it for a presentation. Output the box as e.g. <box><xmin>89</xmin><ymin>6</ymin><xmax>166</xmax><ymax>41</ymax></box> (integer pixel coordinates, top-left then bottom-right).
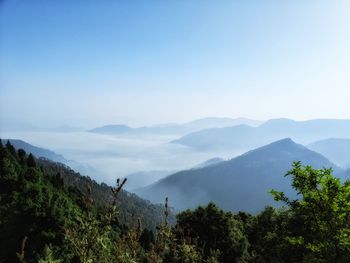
<box><xmin>0</xmin><ymin>130</ymin><xmax>243</xmax><ymax>186</ymax></box>
<box><xmin>2</xmin><ymin>1</ymin><xmax>350</xmax><ymax>261</ymax></box>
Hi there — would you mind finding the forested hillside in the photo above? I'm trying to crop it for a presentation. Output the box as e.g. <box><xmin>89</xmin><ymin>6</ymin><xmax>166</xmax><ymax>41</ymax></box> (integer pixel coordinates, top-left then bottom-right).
<box><xmin>1</xmin><ymin>139</ymin><xmax>350</xmax><ymax>262</ymax></box>
<box><xmin>6</xmin><ymin>139</ymin><xmax>174</xmax><ymax>231</ymax></box>
<box><xmin>4</xmin><ymin>139</ymin><xmax>98</xmax><ymax>177</ymax></box>
<box><xmin>0</xmin><ymin>139</ymin><xmax>173</xmax><ymax>262</ymax></box>
<box><xmin>37</xmin><ymin>159</ymin><xmax>174</xmax><ymax>230</ymax></box>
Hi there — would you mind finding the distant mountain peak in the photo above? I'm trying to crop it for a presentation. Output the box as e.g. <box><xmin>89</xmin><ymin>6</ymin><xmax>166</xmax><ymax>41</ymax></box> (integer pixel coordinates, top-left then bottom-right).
<box><xmin>95</xmin><ymin>124</ymin><xmax>130</xmax><ymax>129</ymax></box>
<box><xmin>260</xmin><ymin>138</ymin><xmax>295</xmax><ymax>148</ymax></box>
<box><xmin>238</xmin><ymin>138</ymin><xmax>308</xmax><ymax>159</ymax></box>
<box><xmin>89</xmin><ymin>118</ymin><xmax>262</xmax><ymax>135</ymax></box>
<box><xmin>136</xmin><ymin>138</ymin><xmax>344</xmax><ymax>212</ymax></box>
<box><xmin>88</xmin><ymin>124</ymin><xmax>131</xmax><ymax>134</ymax></box>
<box><xmin>308</xmin><ymin>138</ymin><xmax>350</xmax><ymax>169</ymax></box>
<box><xmin>259</xmin><ymin>118</ymin><xmax>296</xmax><ymax>127</ymax></box>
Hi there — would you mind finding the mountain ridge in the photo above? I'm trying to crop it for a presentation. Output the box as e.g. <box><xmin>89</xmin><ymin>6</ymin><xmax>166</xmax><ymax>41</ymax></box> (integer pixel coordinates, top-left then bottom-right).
<box><xmin>172</xmin><ymin>118</ymin><xmax>350</xmax><ymax>149</ymax></box>
<box><xmin>1</xmin><ymin>138</ymin><xmax>175</xmax><ymax>230</ymax></box>
<box><xmin>88</xmin><ymin>117</ymin><xmax>262</xmax><ymax>135</ymax></box>
<box><xmin>4</xmin><ymin>139</ymin><xmax>97</xmax><ymax>176</ymax></box>
<box><xmin>136</xmin><ymin>138</ymin><xmax>346</xmax><ymax>212</ymax></box>
<box><xmin>308</xmin><ymin>138</ymin><xmax>350</xmax><ymax>168</ymax></box>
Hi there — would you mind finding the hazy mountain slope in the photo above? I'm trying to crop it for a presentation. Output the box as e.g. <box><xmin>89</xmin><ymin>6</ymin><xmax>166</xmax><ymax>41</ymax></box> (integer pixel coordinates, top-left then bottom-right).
<box><xmin>172</xmin><ymin>118</ymin><xmax>350</xmax><ymax>149</ymax></box>
<box><xmin>5</xmin><ymin>139</ymin><xmax>67</xmax><ymax>163</ymax></box>
<box><xmin>38</xmin><ymin>158</ymin><xmax>174</xmax><ymax>230</ymax></box>
<box><xmin>192</xmin><ymin>157</ymin><xmax>225</xmax><ymax>169</ymax></box>
<box><xmin>2</xmin><ymin>139</ymin><xmax>175</xmax><ymax>229</ymax></box>
<box><xmin>184</xmin><ymin>117</ymin><xmax>262</xmax><ymax>130</ymax></box>
<box><xmin>172</xmin><ymin>124</ymin><xmax>257</xmax><ymax>149</ymax></box>
<box><xmin>126</xmin><ymin>158</ymin><xmax>224</xmax><ymax>191</ymax></box>
<box><xmin>0</xmin><ymin>140</ymin><xmax>175</xmax><ymax>229</ymax></box>
<box><xmin>136</xmin><ymin>138</ymin><xmax>345</xmax><ymax>213</ymax></box>
<box><xmin>308</xmin><ymin>138</ymin><xmax>350</xmax><ymax>168</ymax></box>
<box><xmin>88</xmin><ymin>124</ymin><xmax>132</xmax><ymax>134</ymax></box>
<box><xmin>88</xmin><ymin>117</ymin><xmax>261</xmax><ymax>135</ymax></box>
<box><xmin>125</xmin><ymin>170</ymin><xmax>175</xmax><ymax>191</ymax></box>
<box><xmin>5</xmin><ymin>139</ymin><xmax>98</xmax><ymax>177</ymax></box>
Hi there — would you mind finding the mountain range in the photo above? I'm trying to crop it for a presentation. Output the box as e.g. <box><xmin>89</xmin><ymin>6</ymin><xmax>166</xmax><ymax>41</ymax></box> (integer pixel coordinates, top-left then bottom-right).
<box><xmin>88</xmin><ymin>117</ymin><xmax>262</xmax><ymax>135</ymax></box>
<box><xmin>172</xmin><ymin>118</ymin><xmax>350</xmax><ymax>150</ymax></box>
<box><xmin>7</xmin><ymin>136</ymin><xmax>348</xmax><ymax>214</ymax></box>
<box><xmin>125</xmin><ymin>170</ymin><xmax>175</xmax><ymax>191</ymax></box>
<box><xmin>135</xmin><ymin>138</ymin><xmax>348</xmax><ymax>213</ymax></box>
<box><xmin>308</xmin><ymin>138</ymin><xmax>350</xmax><ymax>168</ymax></box>
<box><xmin>125</xmin><ymin>158</ymin><xmax>225</xmax><ymax>190</ymax></box>
<box><xmin>191</xmin><ymin>157</ymin><xmax>225</xmax><ymax>169</ymax></box>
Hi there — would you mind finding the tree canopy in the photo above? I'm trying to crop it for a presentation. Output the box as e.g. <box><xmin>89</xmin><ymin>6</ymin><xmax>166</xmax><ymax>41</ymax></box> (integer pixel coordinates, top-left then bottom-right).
<box><xmin>1</xmin><ymin>139</ymin><xmax>350</xmax><ymax>262</ymax></box>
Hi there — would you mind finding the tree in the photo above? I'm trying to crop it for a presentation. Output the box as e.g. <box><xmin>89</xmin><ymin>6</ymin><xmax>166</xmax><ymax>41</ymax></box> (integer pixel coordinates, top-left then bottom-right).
<box><xmin>0</xmin><ymin>143</ymin><xmax>80</xmax><ymax>262</ymax></box>
<box><xmin>175</xmin><ymin>202</ymin><xmax>249</xmax><ymax>263</ymax></box>
<box><xmin>271</xmin><ymin>162</ymin><xmax>350</xmax><ymax>262</ymax></box>
<box><xmin>27</xmin><ymin>153</ymin><xmax>36</xmax><ymax>168</ymax></box>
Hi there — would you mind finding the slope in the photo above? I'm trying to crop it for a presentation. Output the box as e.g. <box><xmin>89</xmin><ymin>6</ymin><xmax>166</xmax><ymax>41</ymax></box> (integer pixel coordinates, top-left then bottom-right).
<box><xmin>136</xmin><ymin>138</ymin><xmax>346</xmax><ymax>213</ymax></box>
<box><xmin>5</xmin><ymin>139</ymin><xmax>97</xmax><ymax>176</ymax></box>
<box><xmin>308</xmin><ymin>138</ymin><xmax>350</xmax><ymax>168</ymax></box>
<box><xmin>88</xmin><ymin>117</ymin><xmax>261</xmax><ymax>135</ymax></box>
<box><xmin>172</xmin><ymin>118</ymin><xmax>350</xmax><ymax>150</ymax></box>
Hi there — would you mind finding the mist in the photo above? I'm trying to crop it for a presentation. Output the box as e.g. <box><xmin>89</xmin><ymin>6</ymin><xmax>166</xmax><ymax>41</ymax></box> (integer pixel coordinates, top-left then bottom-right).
<box><xmin>0</xmin><ymin>130</ymin><xmax>244</xmax><ymax>186</ymax></box>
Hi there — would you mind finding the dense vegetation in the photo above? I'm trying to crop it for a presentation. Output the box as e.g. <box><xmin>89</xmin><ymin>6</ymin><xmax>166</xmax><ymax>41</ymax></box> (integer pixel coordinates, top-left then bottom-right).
<box><xmin>1</xmin><ymin>139</ymin><xmax>350</xmax><ymax>262</ymax></box>
<box><xmin>36</xmin><ymin>158</ymin><xmax>174</xmax><ymax>231</ymax></box>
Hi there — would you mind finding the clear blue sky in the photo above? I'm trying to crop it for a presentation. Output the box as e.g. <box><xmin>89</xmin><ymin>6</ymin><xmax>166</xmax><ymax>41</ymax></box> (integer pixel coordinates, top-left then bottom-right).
<box><xmin>1</xmin><ymin>0</ymin><xmax>349</xmax><ymax>127</ymax></box>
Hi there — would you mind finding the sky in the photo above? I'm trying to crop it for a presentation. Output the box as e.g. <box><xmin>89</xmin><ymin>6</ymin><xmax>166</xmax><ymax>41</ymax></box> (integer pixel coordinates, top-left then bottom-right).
<box><xmin>1</xmin><ymin>0</ymin><xmax>350</xmax><ymax>128</ymax></box>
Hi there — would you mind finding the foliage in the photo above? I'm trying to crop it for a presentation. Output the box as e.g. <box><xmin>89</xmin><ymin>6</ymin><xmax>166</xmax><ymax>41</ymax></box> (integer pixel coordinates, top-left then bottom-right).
<box><xmin>38</xmin><ymin>246</ymin><xmax>62</xmax><ymax>263</ymax></box>
<box><xmin>0</xmin><ymin>140</ymin><xmax>80</xmax><ymax>262</ymax></box>
<box><xmin>270</xmin><ymin>161</ymin><xmax>350</xmax><ymax>262</ymax></box>
<box><xmin>175</xmin><ymin>203</ymin><xmax>249</xmax><ymax>262</ymax></box>
<box><xmin>1</xmin><ymin>139</ymin><xmax>350</xmax><ymax>262</ymax></box>
<box><xmin>37</xmin><ymin>158</ymin><xmax>175</xmax><ymax>230</ymax></box>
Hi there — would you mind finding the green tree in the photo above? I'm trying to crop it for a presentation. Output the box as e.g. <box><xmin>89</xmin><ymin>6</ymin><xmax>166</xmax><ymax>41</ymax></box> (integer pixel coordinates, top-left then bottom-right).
<box><xmin>0</xmin><ymin>142</ymin><xmax>81</xmax><ymax>262</ymax></box>
<box><xmin>26</xmin><ymin>153</ymin><xmax>36</xmax><ymax>168</ymax></box>
<box><xmin>237</xmin><ymin>206</ymin><xmax>305</xmax><ymax>263</ymax></box>
<box><xmin>271</xmin><ymin>162</ymin><xmax>350</xmax><ymax>262</ymax></box>
<box><xmin>175</xmin><ymin>202</ymin><xmax>249</xmax><ymax>263</ymax></box>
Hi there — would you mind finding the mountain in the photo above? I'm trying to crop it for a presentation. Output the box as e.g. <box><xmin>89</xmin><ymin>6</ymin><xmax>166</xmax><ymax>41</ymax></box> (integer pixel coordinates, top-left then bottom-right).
<box><xmin>5</xmin><ymin>139</ymin><xmax>67</xmax><ymax>163</ymax></box>
<box><xmin>4</xmin><ymin>139</ymin><xmax>98</xmax><ymax>177</ymax></box>
<box><xmin>1</xmin><ymin>139</ymin><xmax>174</xmax><ymax>230</ymax></box>
<box><xmin>135</xmin><ymin>138</ymin><xmax>346</xmax><ymax>213</ymax></box>
<box><xmin>172</xmin><ymin>118</ymin><xmax>350</xmax><ymax>150</ymax></box>
<box><xmin>125</xmin><ymin>170</ymin><xmax>175</xmax><ymax>191</ymax></box>
<box><xmin>88</xmin><ymin>117</ymin><xmax>262</xmax><ymax>135</ymax></box>
<box><xmin>308</xmin><ymin>138</ymin><xmax>350</xmax><ymax>168</ymax></box>
<box><xmin>38</xmin><ymin>158</ymin><xmax>174</xmax><ymax>230</ymax></box>
<box><xmin>192</xmin><ymin>157</ymin><xmax>225</xmax><ymax>169</ymax></box>
<box><xmin>184</xmin><ymin>117</ymin><xmax>261</xmax><ymax>130</ymax></box>
<box><xmin>126</xmin><ymin>158</ymin><xmax>225</xmax><ymax>191</ymax></box>
<box><xmin>88</xmin><ymin>124</ymin><xmax>132</xmax><ymax>134</ymax></box>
